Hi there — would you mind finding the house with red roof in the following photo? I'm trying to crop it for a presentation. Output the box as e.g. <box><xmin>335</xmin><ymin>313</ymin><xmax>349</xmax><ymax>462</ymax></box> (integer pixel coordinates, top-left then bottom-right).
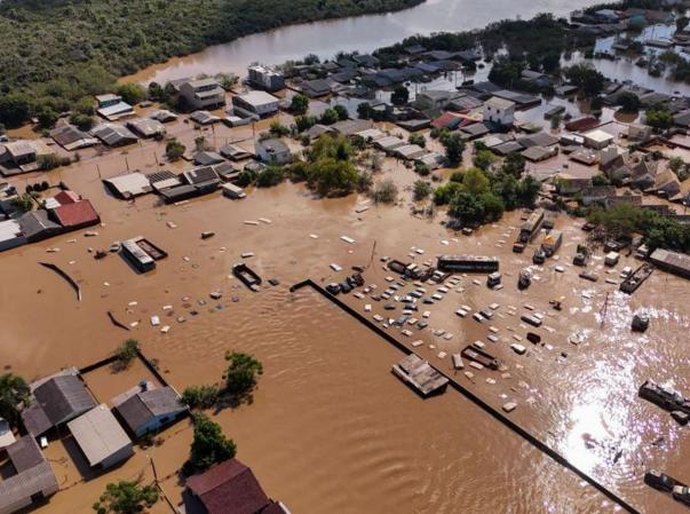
<box><xmin>185</xmin><ymin>458</ymin><xmax>289</xmax><ymax>514</ymax></box>
<box><xmin>49</xmin><ymin>199</ymin><xmax>100</xmax><ymax>230</ymax></box>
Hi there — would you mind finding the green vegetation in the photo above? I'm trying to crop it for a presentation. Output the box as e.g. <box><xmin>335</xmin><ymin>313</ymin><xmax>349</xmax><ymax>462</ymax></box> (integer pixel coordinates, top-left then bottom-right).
<box><xmin>408</xmin><ymin>133</ymin><xmax>426</xmax><ymax>148</ymax></box>
<box><xmin>187</xmin><ymin>413</ymin><xmax>237</xmax><ymax>474</ymax></box>
<box><xmin>563</xmin><ymin>63</ymin><xmax>605</xmax><ymax>98</ymax></box>
<box><xmin>11</xmin><ymin>193</ymin><xmax>33</xmax><ymax>213</ymax></box>
<box><xmin>93</xmin><ymin>480</ymin><xmax>158</xmax><ymax>514</ymax></box>
<box><xmin>0</xmin><ymin>373</ymin><xmax>30</xmax><ymax>427</ymax></box>
<box><xmin>269</xmin><ymin>121</ymin><xmax>290</xmax><ymax>137</ymax></box>
<box><xmin>224</xmin><ymin>351</ymin><xmax>263</xmax><ymax>397</ymax></box>
<box><xmin>293</xmin><ymin>134</ymin><xmax>367</xmax><ymax>197</ymax></box>
<box><xmin>440</xmin><ymin>131</ymin><xmax>465</xmax><ymax>166</ymax></box>
<box><xmin>182</xmin><ymin>385</ymin><xmax>221</xmax><ymax>410</ymax></box>
<box><xmin>114</xmin><ymin>339</ymin><xmax>139</xmax><ymax>371</ymax></box>
<box><xmin>0</xmin><ymin>0</ymin><xmax>422</xmax><ymax>127</ymax></box>
<box><xmin>645</xmin><ymin>104</ymin><xmax>674</xmax><ymax>130</ymax></box>
<box><xmin>165</xmin><ymin>139</ymin><xmax>186</xmax><ymax>161</ymax></box>
<box><xmin>434</xmin><ymin>166</ymin><xmax>540</xmax><ymax>227</ymax></box>
<box><xmin>391</xmin><ymin>85</ymin><xmax>409</xmax><ymax>106</ymax></box>
<box><xmin>290</xmin><ymin>94</ymin><xmax>310</xmax><ymax>115</ymax></box>
<box><xmin>255</xmin><ymin>164</ymin><xmax>286</xmax><ymax>188</ymax></box>
<box><xmin>588</xmin><ymin>204</ymin><xmax>690</xmax><ymax>252</ymax></box>
<box><xmin>617</xmin><ymin>92</ymin><xmax>641</xmax><ymax>113</ymax></box>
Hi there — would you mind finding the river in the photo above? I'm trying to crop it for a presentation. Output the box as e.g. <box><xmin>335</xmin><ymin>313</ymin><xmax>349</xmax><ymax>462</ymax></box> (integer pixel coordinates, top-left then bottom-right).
<box><xmin>123</xmin><ymin>0</ymin><xmax>603</xmax><ymax>85</ymax></box>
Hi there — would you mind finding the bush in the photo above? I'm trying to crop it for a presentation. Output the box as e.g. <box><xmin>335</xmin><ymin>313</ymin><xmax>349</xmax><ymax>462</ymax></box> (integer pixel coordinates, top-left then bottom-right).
<box><xmin>12</xmin><ymin>193</ymin><xmax>33</xmax><ymax>212</ymax></box>
<box><xmin>93</xmin><ymin>480</ymin><xmax>158</xmax><ymax>514</ymax></box>
<box><xmin>182</xmin><ymin>385</ymin><xmax>220</xmax><ymax>410</ymax></box>
<box><xmin>224</xmin><ymin>351</ymin><xmax>263</xmax><ymax>396</ymax></box>
<box><xmin>269</xmin><ymin>121</ymin><xmax>289</xmax><ymax>137</ymax></box>
<box><xmin>413</xmin><ymin>180</ymin><xmax>432</xmax><ymax>201</ymax></box>
<box><xmin>255</xmin><ymin>165</ymin><xmax>285</xmax><ymax>188</ymax></box>
<box><xmin>372</xmin><ymin>179</ymin><xmax>398</xmax><ymax>204</ymax></box>
<box><xmin>414</xmin><ymin>161</ymin><xmax>430</xmax><ymax>176</ymax></box>
<box><xmin>290</xmin><ymin>94</ymin><xmax>309</xmax><ymax>115</ymax></box>
<box><xmin>408</xmin><ymin>133</ymin><xmax>426</xmax><ymax>148</ymax></box>
<box><xmin>37</xmin><ymin>154</ymin><xmax>62</xmax><ymax>171</ymax></box>
<box><xmin>0</xmin><ymin>374</ymin><xmax>30</xmax><ymax>427</ymax></box>
<box><xmin>114</xmin><ymin>339</ymin><xmax>139</xmax><ymax>370</ymax></box>
<box><xmin>165</xmin><ymin>139</ymin><xmax>186</xmax><ymax>161</ymax></box>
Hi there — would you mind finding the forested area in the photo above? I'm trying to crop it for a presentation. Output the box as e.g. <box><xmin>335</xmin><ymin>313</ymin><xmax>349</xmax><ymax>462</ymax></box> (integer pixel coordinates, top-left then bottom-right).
<box><xmin>0</xmin><ymin>0</ymin><xmax>422</xmax><ymax>127</ymax></box>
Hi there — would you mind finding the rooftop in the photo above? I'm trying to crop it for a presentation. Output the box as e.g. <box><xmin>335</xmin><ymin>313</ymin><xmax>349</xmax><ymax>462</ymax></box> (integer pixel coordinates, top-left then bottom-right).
<box><xmin>68</xmin><ymin>404</ymin><xmax>132</xmax><ymax>468</ymax></box>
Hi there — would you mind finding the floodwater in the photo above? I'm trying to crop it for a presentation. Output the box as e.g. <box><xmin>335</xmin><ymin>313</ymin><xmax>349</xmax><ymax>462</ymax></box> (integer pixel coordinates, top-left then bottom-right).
<box><xmin>121</xmin><ymin>0</ymin><xmax>602</xmax><ymax>85</ymax></box>
<box><xmin>0</xmin><ymin>112</ymin><xmax>689</xmax><ymax>513</ymax></box>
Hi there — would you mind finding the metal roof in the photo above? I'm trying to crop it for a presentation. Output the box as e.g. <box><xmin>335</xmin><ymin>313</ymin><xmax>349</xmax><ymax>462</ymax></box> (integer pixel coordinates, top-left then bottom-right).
<box><xmin>115</xmin><ymin>387</ymin><xmax>183</xmax><ymax>434</ymax></box>
<box><xmin>68</xmin><ymin>404</ymin><xmax>132</xmax><ymax>467</ymax></box>
<box><xmin>104</xmin><ymin>172</ymin><xmax>152</xmax><ymax>198</ymax></box>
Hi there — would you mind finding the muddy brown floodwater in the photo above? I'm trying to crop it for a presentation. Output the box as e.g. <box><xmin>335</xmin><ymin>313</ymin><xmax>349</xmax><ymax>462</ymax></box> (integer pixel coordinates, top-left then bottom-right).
<box><xmin>0</xmin><ymin>128</ymin><xmax>689</xmax><ymax>513</ymax></box>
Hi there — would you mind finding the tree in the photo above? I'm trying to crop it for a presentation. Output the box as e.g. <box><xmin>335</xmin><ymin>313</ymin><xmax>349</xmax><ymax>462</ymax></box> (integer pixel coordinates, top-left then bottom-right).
<box><xmin>295</xmin><ymin>115</ymin><xmax>317</xmax><ymax>133</ymax></box>
<box><xmin>564</xmin><ymin>63</ymin><xmax>605</xmax><ymax>98</ymax></box>
<box><xmin>255</xmin><ymin>164</ymin><xmax>285</xmax><ymax>188</ymax></box>
<box><xmin>391</xmin><ymin>85</ymin><xmax>409</xmax><ymax>106</ymax></box>
<box><xmin>677</xmin><ymin>16</ymin><xmax>689</xmax><ymax>33</ymax></box>
<box><xmin>502</xmin><ymin>152</ymin><xmax>526</xmax><ymax>177</ymax></box>
<box><xmin>188</xmin><ymin>413</ymin><xmax>237</xmax><ymax>473</ymax></box>
<box><xmin>462</xmin><ymin>167</ymin><xmax>490</xmax><ymax>195</ymax></box>
<box><xmin>320</xmin><ymin>108</ymin><xmax>339</xmax><ymax>125</ymax></box>
<box><xmin>408</xmin><ymin>133</ymin><xmax>426</xmax><ymax>148</ymax></box>
<box><xmin>357</xmin><ymin>102</ymin><xmax>373</xmax><ymax>120</ymax></box>
<box><xmin>182</xmin><ymin>385</ymin><xmax>220</xmax><ymax>410</ymax></box>
<box><xmin>93</xmin><ymin>480</ymin><xmax>158</xmax><ymax>514</ymax></box>
<box><xmin>116</xmin><ymin>83</ymin><xmax>146</xmax><ymax>106</ymax></box>
<box><xmin>269</xmin><ymin>121</ymin><xmax>289</xmax><ymax>137</ymax></box>
<box><xmin>516</xmin><ymin>175</ymin><xmax>541</xmax><ymax>207</ymax></box>
<box><xmin>646</xmin><ymin>105</ymin><xmax>673</xmax><ymax>130</ymax></box>
<box><xmin>69</xmin><ymin>113</ymin><xmax>95</xmax><ymax>132</ymax></box>
<box><xmin>36</xmin><ymin>107</ymin><xmax>58</xmax><ymax>129</ymax></box>
<box><xmin>441</xmin><ymin>132</ymin><xmax>465</xmax><ymax>166</ymax></box>
<box><xmin>0</xmin><ymin>373</ymin><xmax>30</xmax><ymax>427</ymax></box>
<box><xmin>550</xmin><ymin>113</ymin><xmax>562</xmax><ymax>130</ymax></box>
<box><xmin>114</xmin><ymin>339</ymin><xmax>139</xmax><ymax>370</ymax></box>
<box><xmin>618</xmin><ymin>92</ymin><xmax>641</xmax><ymax>113</ymax></box>
<box><xmin>166</xmin><ymin>139</ymin><xmax>186</xmax><ymax>161</ymax></box>
<box><xmin>413</xmin><ymin>180</ymin><xmax>432</xmax><ymax>201</ymax></box>
<box><xmin>449</xmin><ymin>191</ymin><xmax>486</xmax><ymax>225</ymax></box>
<box><xmin>433</xmin><ymin>181</ymin><xmax>463</xmax><ymax>205</ymax></box>
<box><xmin>11</xmin><ymin>193</ymin><xmax>33</xmax><ymax>213</ymax></box>
<box><xmin>473</xmin><ymin>149</ymin><xmax>497</xmax><ymax>171</ymax></box>
<box><xmin>0</xmin><ymin>93</ymin><xmax>31</xmax><ymax>128</ymax></box>
<box><xmin>333</xmin><ymin>104</ymin><xmax>349</xmax><ymax>121</ymax></box>
<box><xmin>592</xmin><ymin>173</ymin><xmax>610</xmax><ymax>186</ymax></box>
<box><xmin>479</xmin><ymin>192</ymin><xmax>505</xmax><ymax>221</ymax></box>
<box><xmin>290</xmin><ymin>94</ymin><xmax>309</xmax><ymax>115</ymax></box>
<box><xmin>372</xmin><ymin>179</ymin><xmax>398</xmax><ymax>204</ymax></box>
<box><xmin>224</xmin><ymin>351</ymin><xmax>263</xmax><ymax>396</ymax></box>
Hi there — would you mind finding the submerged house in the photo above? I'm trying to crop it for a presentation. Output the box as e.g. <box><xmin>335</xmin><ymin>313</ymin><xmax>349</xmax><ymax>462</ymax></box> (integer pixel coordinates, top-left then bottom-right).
<box><xmin>49</xmin><ymin>199</ymin><xmax>100</xmax><ymax>230</ymax></box>
<box><xmin>113</xmin><ymin>383</ymin><xmax>186</xmax><ymax>438</ymax></box>
<box><xmin>95</xmin><ymin>94</ymin><xmax>134</xmax><ymax>121</ymax></box>
<box><xmin>255</xmin><ymin>139</ymin><xmax>292</xmax><ymax>164</ymax></box>
<box><xmin>179</xmin><ymin>78</ymin><xmax>226</xmax><ymax>111</ymax></box>
<box><xmin>185</xmin><ymin>458</ymin><xmax>289</xmax><ymax>514</ymax></box>
<box><xmin>67</xmin><ymin>404</ymin><xmax>133</xmax><ymax>471</ymax></box>
<box><xmin>21</xmin><ymin>369</ymin><xmax>97</xmax><ymax>437</ymax></box>
<box><xmin>0</xmin><ymin>437</ymin><xmax>59</xmax><ymax>514</ymax></box>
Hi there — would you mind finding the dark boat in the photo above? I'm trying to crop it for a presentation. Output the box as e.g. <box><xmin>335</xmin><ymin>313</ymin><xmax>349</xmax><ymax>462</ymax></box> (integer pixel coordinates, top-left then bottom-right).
<box><xmin>201</xmin><ymin>231</ymin><xmax>215</xmax><ymax>240</ymax></box>
<box><xmin>518</xmin><ymin>269</ymin><xmax>532</xmax><ymax>290</ymax></box>
<box><xmin>620</xmin><ymin>264</ymin><xmax>654</xmax><ymax>294</ymax></box>
<box><xmin>233</xmin><ymin>263</ymin><xmax>262</xmax><ymax>291</ymax></box>
<box><xmin>94</xmin><ymin>250</ymin><xmax>108</xmax><ymax>260</ymax></box>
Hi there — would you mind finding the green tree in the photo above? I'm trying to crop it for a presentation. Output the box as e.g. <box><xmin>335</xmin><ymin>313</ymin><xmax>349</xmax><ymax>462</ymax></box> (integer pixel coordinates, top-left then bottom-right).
<box><xmin>408</xmin><ymin>133</ymin><xmax>426</xmax><ymax>148</ymax></box>
<box><xmin>449</xmin><ymin>191</ymin><xmax>486</xmax><ymax>225</ymax></box>
<box><xmin>462</xmin><ymin>167</ymin><xmax>490</xmax><ymax>195</ymax></box>
<box><xmin>93</xmin><ymin>480</ymin><xmax>158</xmax><ymax>514</ymax></box>
<box><xmin>70</xmin><ymin>113</ymin><xmax>95</xmax><ymax>132</ymax></box>
<box><xmin>224</xmin><ymin>351</ymin><xmax>263</xmax><ymax>396</ymax></box>
<box><xmin>564</xmin><ymin>63</ymin><xmax>605</xmax><ymax>97</ymax></box>
<box><xmin>646</xmin><ymin>105</ymin><xmax>673</xmax><ymax>130</ymax></box>
<box><xmin>116</xmin><ymin>83</ymin><xmax>146</xmax><ymax>106</ymax></box>
<box><xmin>36</xmin><ymin>107</ymin><xmax>58</xmax><ymax>129</ymax></box>
<box><xmin>473</xmin><ymin>149</ymin><xmax>497</xmax><ymax>171</ymax></box>
<box><xmin>182</xmin><ymin>385</ymin><xmax>220</xmax><ymax>410</ymax></box>
<box><xmin>11</xmin><ymin>193</ymin><xmax>33</xmax><ymax>213</ymax></box>
<box><xmin>320</xmin><ymin>108</ymin><xmax>339</xmax><ymax>125</ymax></box>
<box><xmin>433</xmin><ymin>181</ymin><xmax>463</xmax><ymax>205</ymax></box>
<box><xmin>357</xmin><ymin>102</ymin><xmax>373</xmax><ymax>120</ymax></box>
<box><xmin>269</xmin><ymin>121</ymin><xmax>290</xmax><ymax>137</ymax></box>
<box><xmin>188</xmin><ymin>413</ymin><xmax>237</xmax><ymax>473</ymax></box>
<box><xmin>255</xmin><ymin>164</ymin><xmax>285</xmax><ymax>187</ymax></box>
<box><xmin>441</xmin><ymin>132</ymin><xmax>465</xmax><ymax>166</ymax></box>
<box><xmin>618</xmin><ymin>92</ymin><xmax>641</xmax><ymax>113</ymax></box>
<box><xmin>114</xmin><ymin>339</ymin><xmax>139</xmax><ymax>370</ymax></box>
<box><xmin>502</xmin><ymin>152</ymin><xmax>526</xmax><ymax>177</ymax></box>
<box><xmin>479</xmin><ymin>192</ymin><xmax>505</xmax><ymax>221</ymax></box>
<box><xmin>333</xmin><ymin>104</ymin><xmax>349</xmax><ymax>121</ymax></box>
<box><xmin>290</xmin><ymin>94</ymin><xmax>309</xmax><ymax>115</ymax></box>
<box><xmin>0</xmin><ymin>373</ymin><xmax>30</xmax><ymax>427</ymax></box>
<box><xmin>391</xmin><ymin>85</ymin><xmax>409</xmax><ymax>106</ymax></box>
<box><xmin>165</xmin><ymin>139</ymin><xmax>186</xmax><ymax>161</ymax></box>
<box><xmin>0</xmin><ymin>93</ymin><xmax>31</xmax><ymax>128</ymax></box>
<box><xmin>295</xmin><ymin>115</ymin><xmax>317</xmax><ymax>132</ymax></box>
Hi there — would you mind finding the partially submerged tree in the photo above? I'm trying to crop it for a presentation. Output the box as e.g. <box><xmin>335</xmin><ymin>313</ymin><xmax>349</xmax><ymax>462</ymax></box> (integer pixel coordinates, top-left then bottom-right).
<box><xmin>92</xmin><ymin>479</ymin><xmax>158</xmax><ymax>514</ymax></box>
<box><xmin>224</xmin><ymin>352</ymin><xmax>263</xmax><ymax>397</ymax></box>
<box><xmin>0</xmin><ymin>373</ymin><xmax>30</xmax><ymax>427</ymax></box>
<box><xmin>187</xmin><ymin>413</ymin><xmax>237</xmax><ymax>474</ymax></box>
<box><xmin>114</xmin><ymin>339</ymin><xmax>139</xmax><ymax>371</ymax></box>
<box><xmin>165</xmin><ymin>139</ymin><xmax>186</xmax><ymax>161</ymax></box>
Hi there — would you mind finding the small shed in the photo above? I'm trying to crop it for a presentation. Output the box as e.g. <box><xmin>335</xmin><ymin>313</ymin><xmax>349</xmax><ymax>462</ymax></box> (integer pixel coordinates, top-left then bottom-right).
<box><xmin>583</xmin><ymin>129</ymin><xmax>614</xmax><ymax>149</ymax></box>
<box><xmin>103</xmin><ymin>172</ymin><xmax>153</xmax><ymax>199</ymax></box>
<box><xmin>68</xmin><ymin>404</ymin><xmax>133</xmax><ymax>470</ymax></box>
<box><xmin>114</xmin><ymin>385</ymin><xmax>186</xmax><ymax>438</ymax></box>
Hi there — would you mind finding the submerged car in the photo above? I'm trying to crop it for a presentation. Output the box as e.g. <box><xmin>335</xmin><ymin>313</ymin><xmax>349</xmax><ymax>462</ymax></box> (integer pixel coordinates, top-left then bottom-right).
<box><xmin>644</xmin><ymin>469</ymin><xmax>675</xmax><ymax>492</ymax></box>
